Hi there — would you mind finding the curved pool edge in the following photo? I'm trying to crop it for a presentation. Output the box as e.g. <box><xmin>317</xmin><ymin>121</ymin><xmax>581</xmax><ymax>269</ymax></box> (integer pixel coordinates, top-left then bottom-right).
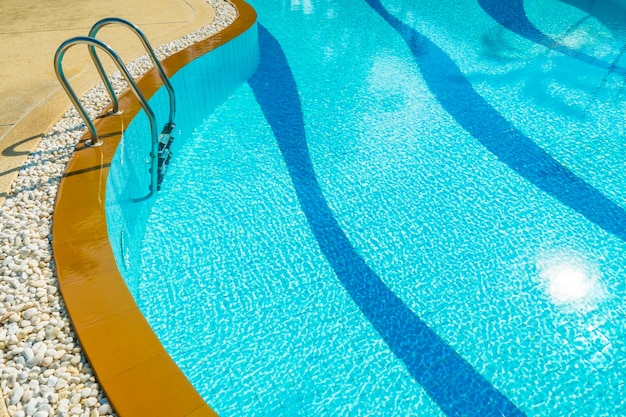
<box><xmin>50</xmin><ymin>1</ymin><xmax>257</xmax><ymax>416</ymax></box>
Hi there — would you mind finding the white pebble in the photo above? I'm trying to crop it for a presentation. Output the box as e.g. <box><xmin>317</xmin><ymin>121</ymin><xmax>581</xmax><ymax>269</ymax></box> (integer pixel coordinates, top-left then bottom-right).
<box><xmin>47</xmin><ymin>376</ymin><xmax>58</xmax><ymax>388</ymax></box>
<box><xmin>53</xmin><ymin>349</ymin><xmax>66</xmax><ymax>360</ymax></box>
<box><xmin>22</xmin><ymin>388</ymin><xmax>33</xmax><ymax>402</ymax></box>
<box><xmin>45</xmin><ymin>327</ymin><xmax>60</xmax><ymax>341</ymax></box>
<box><xmin>97</xmin><ymin>403</ymin><xmax>111</xmax><ymax>415</ymax></box>
<box><xmin>69</xmin><ymin>405</ymin><xmax>82</xmax><ymax>415</ymax></box>
<box><xmin>10</xmin><ymin>385</ymin><xmax>24</xmax><ymax>404</ymax></box>
<box><xmin>33</xmin><ymin>342</ymin><xmax>47</xmax><ymax>356</ymax></box>
<box><xmin>47</xmin><ymin>392</ymin><xmax>59</xmax><ymax>405</ymax></box>
<box><xmin>25</xmin><ymin>398</ymin><xmax>38</xmax><ymax>415</ymax></box>
<box><xmin>23</xmin><ymin>307</ymin><xmax>38</xmax><ymax>320</ymax></box>
<box><xmin>23</xmin><ymin>347</ymin><xmax>34</xmax><ymax>362</ymax></box>
<box><xmin>58</xmin><ymin>399</ymin><xmax>70</xmax><ymax>412</ymax></box>
<box><xmin>54</xmin><ymin>379</ymin><xmax>67</xmax><ymax>390</ymax></box>
<box><xmin>26</xmin><ymin>352</ymin><xmax>45</xmax><ymax>367</ymax></box>
<box><xmin>69</xmin><ymin>393</ymin><xmax>81</xmax><ymax>406</ymax></box>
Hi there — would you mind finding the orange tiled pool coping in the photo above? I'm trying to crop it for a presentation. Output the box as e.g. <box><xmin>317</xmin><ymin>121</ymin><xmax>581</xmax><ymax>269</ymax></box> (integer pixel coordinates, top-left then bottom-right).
<box><xmin>51</xmin><ymin>2</ymin><xmax>256</xmax><ymax>416</ymax></box>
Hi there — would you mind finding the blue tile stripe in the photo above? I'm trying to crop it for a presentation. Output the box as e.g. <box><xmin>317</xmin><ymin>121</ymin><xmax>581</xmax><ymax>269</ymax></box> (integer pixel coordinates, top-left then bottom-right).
<box><xmin>248</xmin><ymin>24</ymin><xmax>526</xmax><ymax>417</ymax></box>
<box><xmin>478</xmin><ymin>0</ymin><xmax>626</xmax><ymax>76</ymax></box>
<box><xmin>365</xmin><ymin>0</ymin><xmax>626</xmax><ymax>242</ymax></box>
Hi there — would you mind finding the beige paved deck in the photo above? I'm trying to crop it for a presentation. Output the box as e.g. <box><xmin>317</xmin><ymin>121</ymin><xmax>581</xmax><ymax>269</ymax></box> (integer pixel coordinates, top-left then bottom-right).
<box><xmin>0</xmin><ymin>389</ymin><xmax>8</xmax><ymax>417</ymax></box>
<box><xmin>0</xmin><ymin>0</ymin><xmax>216</xmax><ymax>205</ymax></box>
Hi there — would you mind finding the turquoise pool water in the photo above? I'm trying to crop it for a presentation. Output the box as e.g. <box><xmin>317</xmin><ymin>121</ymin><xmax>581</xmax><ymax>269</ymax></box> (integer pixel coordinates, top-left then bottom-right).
<box><xmin>110</xmin><ymin>0</ymin><xmax>625</xmax><ymax>415</ymax></box>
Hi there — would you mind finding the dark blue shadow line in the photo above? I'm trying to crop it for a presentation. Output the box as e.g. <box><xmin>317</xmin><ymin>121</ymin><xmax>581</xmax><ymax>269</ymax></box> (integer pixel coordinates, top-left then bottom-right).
<box><xmin>478</xmin><ymin>0</ymin><xmax>626</xmax><ymax>77</ymax></box>
<box><xmin>365</xmin><ymin>0</ymin><xmax>626</xmax><ymax>242</ymax></box>
<box><xmin>248</xmin><ymin>24</ymin><xmax>526</xmax><ymax>417</ymax></box>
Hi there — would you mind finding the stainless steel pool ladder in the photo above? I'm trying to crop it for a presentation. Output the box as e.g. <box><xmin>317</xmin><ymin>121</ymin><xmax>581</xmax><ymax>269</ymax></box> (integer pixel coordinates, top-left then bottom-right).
<box><xmin>54</xmin><ymin>17</ymin><xmax>177</xmax><ymax>195</ymax></box>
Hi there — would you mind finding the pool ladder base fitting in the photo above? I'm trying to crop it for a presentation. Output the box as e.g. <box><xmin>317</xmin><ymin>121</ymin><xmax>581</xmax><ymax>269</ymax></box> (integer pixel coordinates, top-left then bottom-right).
<box><xmin>84</xmin><ymin>109</ymin><xmax>125</xmax><ymax>147</ymax></box>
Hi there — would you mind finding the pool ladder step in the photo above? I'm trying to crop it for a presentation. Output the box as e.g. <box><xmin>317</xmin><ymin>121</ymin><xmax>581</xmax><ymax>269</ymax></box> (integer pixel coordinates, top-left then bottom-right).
<box><xmin>157</xmin><ymin>123</ymin><xmax>176</xmax><ymax>191</ymax></box>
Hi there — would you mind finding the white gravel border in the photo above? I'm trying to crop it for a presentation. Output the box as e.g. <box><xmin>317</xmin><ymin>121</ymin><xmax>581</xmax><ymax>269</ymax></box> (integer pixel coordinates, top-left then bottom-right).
<box><xmin>0</xmin><ymin>1</ymin><xmax>237</xmax><ymax>416</ymax></box>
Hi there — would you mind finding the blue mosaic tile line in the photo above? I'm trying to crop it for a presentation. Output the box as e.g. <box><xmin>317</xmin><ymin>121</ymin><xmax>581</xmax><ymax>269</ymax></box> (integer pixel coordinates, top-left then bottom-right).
<box><xmin>248</xmin><ymin>23</ymin><xmax>524</xmax><ymax>417</ymax></box>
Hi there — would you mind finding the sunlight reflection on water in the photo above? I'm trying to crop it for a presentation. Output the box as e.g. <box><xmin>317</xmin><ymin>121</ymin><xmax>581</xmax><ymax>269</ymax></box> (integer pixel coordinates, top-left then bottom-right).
<box><xmin>536</xmin><ymin>249</ymin><xmax>607</xmax><ymax>311</ymax></box>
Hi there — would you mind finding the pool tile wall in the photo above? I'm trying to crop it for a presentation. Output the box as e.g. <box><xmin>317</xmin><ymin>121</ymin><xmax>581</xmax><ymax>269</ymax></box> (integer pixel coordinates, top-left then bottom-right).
<box><xmin>106</xmin><ymin>21</ymin><xmax>259</xmax><ymax>297</ymax></box>
<box><xmin>51</xmin><ymin>1</ymin><xmax>257</xmax><ymax>415</ymax></box>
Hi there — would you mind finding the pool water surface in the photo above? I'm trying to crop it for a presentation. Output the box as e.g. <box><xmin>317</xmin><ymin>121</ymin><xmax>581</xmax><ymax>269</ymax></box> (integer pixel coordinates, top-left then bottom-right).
<box><xmin>112</xmin><ymin>0</ymin><xmax>626</xmax><ymax>415</ymax></box>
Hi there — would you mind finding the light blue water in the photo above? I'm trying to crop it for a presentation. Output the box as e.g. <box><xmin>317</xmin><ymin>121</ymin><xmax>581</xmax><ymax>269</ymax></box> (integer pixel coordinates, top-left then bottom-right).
<box><xmin>120</xmin><ymin>0</ymin><xmax>625</xmax><ymax>415</ymax></box>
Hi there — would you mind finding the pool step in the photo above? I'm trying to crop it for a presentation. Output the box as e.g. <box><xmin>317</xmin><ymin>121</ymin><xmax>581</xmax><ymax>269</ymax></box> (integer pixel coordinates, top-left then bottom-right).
<box><xmin>157</xmin><ymin>123</ymin><xmax>175</xmax><ymax>190</ymax></box>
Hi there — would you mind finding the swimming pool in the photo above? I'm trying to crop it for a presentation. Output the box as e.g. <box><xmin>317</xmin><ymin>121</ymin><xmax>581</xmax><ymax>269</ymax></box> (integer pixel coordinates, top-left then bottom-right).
<box><xmin>108</xmin><ymin>0</ymin><xmax>625</xmax><ymax>415</ymax></box>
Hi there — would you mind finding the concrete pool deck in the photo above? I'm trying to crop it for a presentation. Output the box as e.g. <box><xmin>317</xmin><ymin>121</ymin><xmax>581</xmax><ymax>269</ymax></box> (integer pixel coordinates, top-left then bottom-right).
<box><xmin>0</xmin><ymin>0</ymin><xmax>216</xmax><ymax>205</ymax></box>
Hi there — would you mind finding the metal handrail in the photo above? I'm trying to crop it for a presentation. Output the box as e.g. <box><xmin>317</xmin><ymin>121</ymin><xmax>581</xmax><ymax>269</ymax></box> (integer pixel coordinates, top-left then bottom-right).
<box><xmin>54</xmin><ymin>36</ymin><xmax>159</xmax><ymax>195</ymax></box>
<box><xmin>88</xmin><ymin>17</ymin><xmax>176</xmax><ymax>127</ymax></box>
